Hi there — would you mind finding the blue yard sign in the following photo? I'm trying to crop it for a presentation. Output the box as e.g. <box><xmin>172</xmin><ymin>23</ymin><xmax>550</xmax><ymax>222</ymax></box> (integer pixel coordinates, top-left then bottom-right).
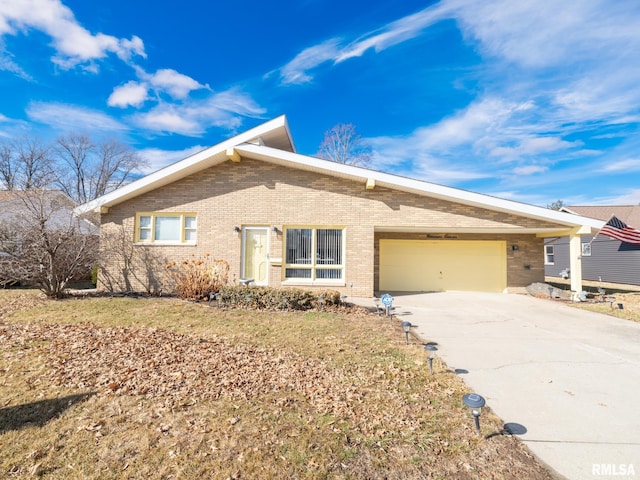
<box><xmin>381</xmin><ymin>293</ymin><xmax>393</xmax><ymax>307</ymax></box>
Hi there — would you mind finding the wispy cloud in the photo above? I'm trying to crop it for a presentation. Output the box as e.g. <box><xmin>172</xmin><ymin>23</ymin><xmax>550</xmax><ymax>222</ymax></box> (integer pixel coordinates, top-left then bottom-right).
<box><xmin>1</xmin><ymin>0</ymin><xmax>265</xmax><ymax>139</ymax></box>
<box><xmin>0</xmin><ymin>42</ymin><xmax>32</xmax><ymax>79</ymax></box>
<box><xmin>278</xmin><ymin>39</ymin><xmax>341</xmax><ymax>85</ymax></box>
<box><xmin>600</xmin><ymin>159</ymin><xmax>640</xmax><ymax>173</ymax></box>
<box><xmin>335</xmin><ymin>2</ymin><xmax>456</xmax><ymax>63</ymax></box>
<box><xmin>0</xmin><ymin>0</ymin><xmax>145</xmax><ymax>72</ymax></box>
<box><xmin>277</xmin><ymin>0</ymin><xmax>639</xmax><ymax>205</ymax></box>
<box><xmin>26</xmin><ymin>101</ymin><xmax>128</xmax><ymax>132</ymax></box>
<box><xmin>130</xmin><ymin>87</ymin><xmax>266</xmax><ymax>136</ymax></box>
<box><xmin>277</xmin><ymin>3</ymin><xmax>454</xmax><ymax>85</ymax></box>
<box><xmin>137</xmin><ymin>145</ymin><xmax>207</xmax><ymax>174</ymax></box>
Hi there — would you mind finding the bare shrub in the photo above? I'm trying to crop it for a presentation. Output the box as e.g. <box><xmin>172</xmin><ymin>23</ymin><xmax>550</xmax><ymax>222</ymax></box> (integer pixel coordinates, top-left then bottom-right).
<box><xmin>165</xmin><ymin>254</ymin><xmax>230</xmax><ymax>300</ymax></box>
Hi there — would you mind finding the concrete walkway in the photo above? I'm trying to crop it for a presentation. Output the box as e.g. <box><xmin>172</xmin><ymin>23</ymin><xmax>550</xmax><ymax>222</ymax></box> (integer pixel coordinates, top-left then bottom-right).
<box><xmin>351</xmin><ymin>292</ymin><xmax>640</xmax><ymax>480</ymax></box>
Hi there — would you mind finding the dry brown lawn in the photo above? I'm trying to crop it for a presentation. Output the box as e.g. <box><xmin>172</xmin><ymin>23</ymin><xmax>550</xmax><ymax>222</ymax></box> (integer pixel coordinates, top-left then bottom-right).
<box><xmin>569</xmin><ymin>292</ymin><xmax>640</xmax><ymax>322</ymax></box>
<box><xmin>0</xmin><ymin>289</ymin><xmax>555</xmax><ymax>479</ymax></box>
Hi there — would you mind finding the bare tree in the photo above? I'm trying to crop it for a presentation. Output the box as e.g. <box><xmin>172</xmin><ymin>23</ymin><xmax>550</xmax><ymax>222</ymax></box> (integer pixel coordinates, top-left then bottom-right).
<box><xmin>547</xmin><ymin>200</ymin><xmax>565</xmax><ymax>211</ymax></box>
<box><xmin>317</xmin><ymin>123</ymin><xmax>371</xmax><ymax>166</ymax></box>
<box><xmin>55</xmin><ymin>134</ymin><xmax>146</xmax><ymax>204</ymax></box>
<box><xmin>0</xmin><ymin>144</ymin><xmax>16</xmax><ymax>190</ymax></box>
<box><xmin>55</xmin><ymin>133</ymin><xmax>94</xmax><ymax>204</ymax></box>
<box><xmin>93</xmin><ymin>139</ymin><xmax>142</xmax><ymax>198</ymax></box>
<box><xmin>0</xmin><ymin>190</ymin><xmax>97</xmax><ymax>297</ymax></box>
<box><xmin>0</xmin><ymin>137</ymin><xmax>55</xmax><ymax>190</ymax></box>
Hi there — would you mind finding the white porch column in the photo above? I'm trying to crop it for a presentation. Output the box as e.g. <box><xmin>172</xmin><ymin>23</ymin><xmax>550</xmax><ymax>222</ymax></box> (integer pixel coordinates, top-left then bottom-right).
<box><xmin>568</xmin><ymin>233</ymin><xmax>583</xmax><ymax>299</ymax></box>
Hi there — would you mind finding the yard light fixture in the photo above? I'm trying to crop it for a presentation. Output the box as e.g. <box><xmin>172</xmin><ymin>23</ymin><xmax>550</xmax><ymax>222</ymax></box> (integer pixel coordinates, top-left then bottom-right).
<box><xmin>233</xmin><ymin>226</ymin><xmax>240</xmax><ymax>233</ymax></box>
<box><xmin>424</xmin><ymin>344</ymin><xmax>438</xmax><ymax>374</ymax></box>
<box><xmin>401</xmin><ymin>321</ymin><xmax>412</xmax><ymax>345</ymax></box>
<box><xmin>462</xmin><ymin>393</ymin><xmax>486</xmax><ymax>437</ymax></box>
<box><xmin>209</xmin><ymin>292</ymin><xmax>221</xmax><ymax>308</ymax></box>
<box><xmin>317</xmin><ymin>294</ymin><xmax>324</xmax><ymax>310</ymax></box>
<box><xmin>374</xmin><ymin>297</ymin><xmax>382</xmax><ymax>315</ymax></box>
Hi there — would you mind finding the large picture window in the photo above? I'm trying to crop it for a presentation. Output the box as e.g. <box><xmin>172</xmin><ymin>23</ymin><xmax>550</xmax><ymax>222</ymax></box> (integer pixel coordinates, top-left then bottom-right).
<box><xmin>284</xmin><ymin>227</ymin><xmax>344</xmax><ymax>283</ymax></box>
<box><xmin>135</xmin><ymin>213</ymin><xmax>197</xmax><ymax>244</ymax></box>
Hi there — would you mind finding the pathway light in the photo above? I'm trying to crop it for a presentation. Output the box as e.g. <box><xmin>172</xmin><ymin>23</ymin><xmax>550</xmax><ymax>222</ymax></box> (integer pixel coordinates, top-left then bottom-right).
<box><xmin>401</xmin><ymin>321</ymin><xmax>412</xmax><ymax>345</ymax></box>
<box><xmin>462</xmin><ymin>393</ymin><xmax>486</xmax><ymax>436</ymax></box>
<box><xmin>424</xmin><ymin>344</ymin><xmax>438</xmax><ymax>374</ymax></box>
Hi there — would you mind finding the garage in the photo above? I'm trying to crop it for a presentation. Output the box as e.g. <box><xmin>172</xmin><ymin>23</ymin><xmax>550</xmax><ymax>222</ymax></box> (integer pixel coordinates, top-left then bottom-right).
<box><xmin>379</xmin><ymin>239</ymin><xmax>507</xmax><ymax>293</ymax></box>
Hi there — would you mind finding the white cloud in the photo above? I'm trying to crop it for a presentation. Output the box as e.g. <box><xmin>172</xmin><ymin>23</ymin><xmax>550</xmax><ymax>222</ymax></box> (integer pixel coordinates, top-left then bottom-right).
<box><xmin>131</xmin><ymin>87</ymin><xmax>266</xmax><ymax>136</ymax></box>
<box><xmin>490</xmin><ymin>137</ymin><xmax>581</xmax><ymax>161</ymax></box>
<box><xmin>26</xmin><ymin>101</ymin><xmax>128</xmax><ymax>132</ymax></box>
<box><xmin>602</xmin><ymin>189</ymin><xmax>640</xmax><ymax>205</ymax></box>
<box><xmin>512</xmin><ymin>165</ymin><xmax>548</xmax><ymax>176</ymax></box>
<box><xmin>277</xmin><ymin>2</ymin><xmax>454</xmax><ymax>84</ymax></box>
<box><xmin>278</xmin><ymin>39</ymin><xmax>341</xmax><ymax>85</ymax></box>
<box><xmin>0</xmin><ymin>0</ymin><xmax>145</xmax><ymax>71</ymax></box>
<box><xmin>600</xmin><ymin>159</ymin><xmax>640</xmax><ymax>173</ymax></box>
<box><xmin>147</xmin><ymin>69</ymin><xmax>207</xmax><ymax>99</ymax></box>
<box><xmin>365</xmin><ymin>95</ymin><xmax>594</xmax><ymax>188</ymax></box>
<box><xmin>336</xmin><ymin>2</ymin><xmax>456</xmax><ymax>63</ymax></box>
<box><xmin>449</xmin><ymin>0</ymin><xmax>639</xmax><ymax>69</ymax></box>
<box><xmin>108</xmin><ymin>81</ymin><xmax>149</xmax><ymax>108</ymax></box>
<box><xmin>133</xmin><ymin>106</ymin><xmax>203</xmax><ymax>136</ymax></box>
<box><xmin>137</xmin><ymin>145</ymin><xmax>207</xmax><ymax>174</ymax></box>
<box><xmin>109</xmin><ymin>68</ymin><xmax>209</xmax><ymax>109</ymax></box>
<box><xmin>0</xmin><ymin>44</ymin><xmax>32</xmax><ymax>79</ymax></box>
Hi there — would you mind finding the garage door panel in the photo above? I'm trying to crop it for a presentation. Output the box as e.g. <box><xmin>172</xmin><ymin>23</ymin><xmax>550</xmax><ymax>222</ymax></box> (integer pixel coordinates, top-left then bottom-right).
<box><xmin>379</xmin><ymin>240</ymin><xmax>506</xmax><ymax>293</ymax></box>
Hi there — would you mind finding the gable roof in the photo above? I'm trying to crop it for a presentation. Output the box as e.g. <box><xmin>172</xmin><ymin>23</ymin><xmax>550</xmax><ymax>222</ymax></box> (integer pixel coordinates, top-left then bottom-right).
<box><xmin>562</xmin><ymin>205</ymin><xmax>640</xmax><ymax>229</ymax></box>
<box><xmin>75</xmin><ymin>115</ymin><xmax>603</xmax><ymax>233</ymax></box>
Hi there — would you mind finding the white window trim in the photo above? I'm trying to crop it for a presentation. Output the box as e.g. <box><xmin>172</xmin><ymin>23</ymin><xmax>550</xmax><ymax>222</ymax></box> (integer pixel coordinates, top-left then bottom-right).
<box><xmin>134</xmin><ymin>212</ymin><xmax>197</xmax><ymax>245</ymax></box>
<box><xmin>282</xmin><ymin>226</ymin><xmax>346</xmax><ymax>286</ymax></box>
<box><xmin>544</xmin><ymin>244</ymin><xmax>555</xmax><ymax>265</ymax></box>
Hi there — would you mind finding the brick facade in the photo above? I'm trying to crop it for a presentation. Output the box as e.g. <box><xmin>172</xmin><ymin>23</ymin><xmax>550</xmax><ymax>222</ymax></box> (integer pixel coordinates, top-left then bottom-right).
<box><xmin>98</xmin><ymin>158</ymin><xmax>555</xmax><ymax>296</ymax></box>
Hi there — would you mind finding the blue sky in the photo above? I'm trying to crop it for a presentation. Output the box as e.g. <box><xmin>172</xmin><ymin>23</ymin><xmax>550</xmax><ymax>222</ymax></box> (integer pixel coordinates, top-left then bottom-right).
<box><xmin>1</xmin><ymin>0</ymin><xmax>639</xmax><ymax>208</ymax></box>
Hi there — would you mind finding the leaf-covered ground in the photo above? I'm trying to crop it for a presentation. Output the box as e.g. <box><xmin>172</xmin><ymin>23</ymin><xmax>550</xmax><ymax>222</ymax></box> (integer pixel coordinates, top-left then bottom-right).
<box><xmin>0</xmin><ymin>291</ymin><xmax>556</xmax><ymax>479</ymax></box>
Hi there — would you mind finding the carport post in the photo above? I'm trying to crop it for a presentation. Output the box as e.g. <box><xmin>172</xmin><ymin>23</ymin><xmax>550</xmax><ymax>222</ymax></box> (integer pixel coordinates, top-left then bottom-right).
<box><xmin>568</xmin><ymin>233</ymin><xmax>583</xmax><ymax>300</ymax></box>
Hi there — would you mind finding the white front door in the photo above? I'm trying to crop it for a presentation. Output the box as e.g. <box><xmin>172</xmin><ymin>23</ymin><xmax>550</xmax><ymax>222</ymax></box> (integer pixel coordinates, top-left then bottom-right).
<box><xmin>242</xmin><ymin>227</ymin><xmax>269</xmax><ymax>285</ymax></box>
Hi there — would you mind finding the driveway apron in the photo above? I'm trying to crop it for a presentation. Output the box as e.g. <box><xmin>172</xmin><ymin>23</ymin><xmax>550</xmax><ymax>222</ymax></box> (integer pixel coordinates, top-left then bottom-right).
<box><xmin>358</xmin><ymin>292</ymin><xmax>640</xmax><ymax>480</ymax></box>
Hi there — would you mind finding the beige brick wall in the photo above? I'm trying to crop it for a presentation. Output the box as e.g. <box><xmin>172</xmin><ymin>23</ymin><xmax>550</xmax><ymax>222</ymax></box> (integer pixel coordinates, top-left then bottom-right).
<box><xmin>99</xmin><ymin>158</ymin><xmax>552</xmax><ymax>296</ymax></box>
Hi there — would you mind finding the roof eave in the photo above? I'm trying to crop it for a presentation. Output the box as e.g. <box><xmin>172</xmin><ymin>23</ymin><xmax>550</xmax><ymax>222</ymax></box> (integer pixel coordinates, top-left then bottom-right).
<box><xmin>234</xmin><ymin>143</ymin><xmax>605</xmax><ymax>231</ymax></box>
<box><xmin>74</xmin><ymin>115</ymin><xmax>293</xmax><ymax>215</ymax></box>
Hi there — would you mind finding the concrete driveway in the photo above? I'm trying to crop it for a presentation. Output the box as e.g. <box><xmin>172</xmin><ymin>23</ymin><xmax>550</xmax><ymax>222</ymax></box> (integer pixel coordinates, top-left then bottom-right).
<box><xmin>356</xmin><ymin>292</ymin><xmax>640</xmax><ymax>479</ymax></box>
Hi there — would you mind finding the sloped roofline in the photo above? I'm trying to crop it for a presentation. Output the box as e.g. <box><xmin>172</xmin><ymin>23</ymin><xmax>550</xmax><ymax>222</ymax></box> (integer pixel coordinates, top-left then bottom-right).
<box><xmin>74</xmin><ymin>115</ymin><xmax>294</xmax><ymax>215</ymax></box>
<box><xmin>74</xmin><ymin>115</ymin><xmax>603</xmax><ymax>231</ymax></box>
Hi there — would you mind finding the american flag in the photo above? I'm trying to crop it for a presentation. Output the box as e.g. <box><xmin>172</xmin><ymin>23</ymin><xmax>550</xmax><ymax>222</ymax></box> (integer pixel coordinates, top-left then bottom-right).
<box><xmin>599</xmin><ymin>215</ymin><xmax>640</xmax><ymax>244</ymax></box>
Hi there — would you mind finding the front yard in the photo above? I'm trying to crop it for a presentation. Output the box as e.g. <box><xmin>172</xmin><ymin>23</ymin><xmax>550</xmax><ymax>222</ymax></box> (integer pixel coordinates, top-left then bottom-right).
<box><xmin>0</xmin><ymin>290</ymin><xmax>553</xmax><ymax>479</ymax></box>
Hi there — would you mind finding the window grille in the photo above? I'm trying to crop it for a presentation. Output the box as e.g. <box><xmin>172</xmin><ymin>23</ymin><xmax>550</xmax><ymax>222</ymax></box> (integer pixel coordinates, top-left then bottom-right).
<box><xmin>285</xmin><ymin>227</ymin><xmax>344</xmax><ymax>281</ymax></box>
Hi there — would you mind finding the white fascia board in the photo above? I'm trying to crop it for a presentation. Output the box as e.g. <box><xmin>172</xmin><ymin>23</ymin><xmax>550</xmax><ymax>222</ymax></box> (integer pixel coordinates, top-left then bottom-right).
<box><xmin>234</xmin><ymin>143</ymin><xmax>605</xmax><ymax>231</ymax></box>
<box><xmin>74</xmin><ymin>116</ymin><xmax>292</xmax><ymax>215</ymax></box>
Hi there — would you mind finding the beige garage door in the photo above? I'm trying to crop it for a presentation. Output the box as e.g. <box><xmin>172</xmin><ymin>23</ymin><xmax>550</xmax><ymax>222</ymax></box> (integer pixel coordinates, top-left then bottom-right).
<box><xmin>379</xmin><ymin>240</ymin><xmax>506</xmax><ymax>293</ymax></box>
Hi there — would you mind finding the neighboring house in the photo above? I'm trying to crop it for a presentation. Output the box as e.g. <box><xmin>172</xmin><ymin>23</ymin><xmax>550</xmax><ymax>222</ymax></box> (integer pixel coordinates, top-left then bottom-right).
<box><xmin>545</xmin><ymin>205</ymin><xmax>640</xmax><ymax>286</ymax></box>
<box><xmin>0</xmin><ymin>190</ymin><xmax>98</xmax><ymax>285</ymax></box>
<box><xmin>75</xmin><ymin>116</ymin><xmax>603</xmax><ymax>297</ymax></box>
